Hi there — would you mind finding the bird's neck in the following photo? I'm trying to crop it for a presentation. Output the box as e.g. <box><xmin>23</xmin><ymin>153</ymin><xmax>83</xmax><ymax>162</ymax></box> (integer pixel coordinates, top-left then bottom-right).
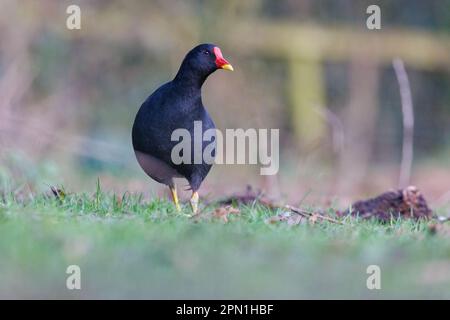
<box><xmin>173</xmin><ymin>64</ymin><xmax>208</xmax><ymax>93</ymax></box>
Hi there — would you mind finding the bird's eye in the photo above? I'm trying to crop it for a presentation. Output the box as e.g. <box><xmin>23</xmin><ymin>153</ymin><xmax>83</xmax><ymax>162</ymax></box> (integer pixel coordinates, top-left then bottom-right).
<box><xmin>202</xmin><ymin>50</ymin><xmax>210</xmax><ymax>55</ymax></box>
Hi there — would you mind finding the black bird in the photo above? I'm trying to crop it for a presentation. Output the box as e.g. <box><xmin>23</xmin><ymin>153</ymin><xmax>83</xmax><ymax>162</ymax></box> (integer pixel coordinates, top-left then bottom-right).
<box><xmin>132</xmin><ymin>44</ymin><xmax>233</xmax><ymax>214</ymax></box>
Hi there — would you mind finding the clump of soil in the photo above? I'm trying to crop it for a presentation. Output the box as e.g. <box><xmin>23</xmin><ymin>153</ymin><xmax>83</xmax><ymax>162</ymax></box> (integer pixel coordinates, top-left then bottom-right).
<box><xmin>339</xmin><ymin>186</ymin><xmax>433</xmax><ymax>221</ymax></box>
<box><xmin>219</xmin><ymin>185</ymin><xmax>433</xmax><ymax>222</ymax></box>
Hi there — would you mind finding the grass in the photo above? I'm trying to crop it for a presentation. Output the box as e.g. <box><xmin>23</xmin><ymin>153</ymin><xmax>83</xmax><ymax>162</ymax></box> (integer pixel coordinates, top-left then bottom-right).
<box><xmin>0</xmin><ymin>186</ymin><xmax>450</xmax><ymax>299</ymax></box>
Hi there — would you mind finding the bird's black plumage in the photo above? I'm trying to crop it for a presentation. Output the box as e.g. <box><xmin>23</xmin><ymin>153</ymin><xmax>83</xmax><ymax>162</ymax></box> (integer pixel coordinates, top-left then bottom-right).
<box><xmin>132</xmin><ymin>44</ymin><xmax>230</xmax><ymax>194</ymax></box>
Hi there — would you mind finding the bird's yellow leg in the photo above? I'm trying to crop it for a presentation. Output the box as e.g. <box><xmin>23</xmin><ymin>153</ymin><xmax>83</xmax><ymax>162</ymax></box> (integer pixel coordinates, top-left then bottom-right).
<box><xmin>190</xmin><ymin>191</ymin><xmax>199</xmax><ymax>215</ymax></box>
<box><xmin>169</xmin><ymin>186</ymin><xmax>181</xmax><ymax>212</ymax></box>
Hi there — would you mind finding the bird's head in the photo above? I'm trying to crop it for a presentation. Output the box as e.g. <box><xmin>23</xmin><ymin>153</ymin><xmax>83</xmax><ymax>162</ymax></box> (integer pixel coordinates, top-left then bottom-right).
<box><xmin>176</xmin><ymin>44</ymin><xmax>233</xmax><ymax>84</ymax></box>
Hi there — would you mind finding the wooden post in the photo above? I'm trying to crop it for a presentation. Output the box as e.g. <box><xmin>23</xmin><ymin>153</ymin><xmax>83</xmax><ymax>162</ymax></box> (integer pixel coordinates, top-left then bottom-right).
<box><xmin>288</xmin><ymin>57</ymin><xmax>326</xmax><ymax>148</ymax></box>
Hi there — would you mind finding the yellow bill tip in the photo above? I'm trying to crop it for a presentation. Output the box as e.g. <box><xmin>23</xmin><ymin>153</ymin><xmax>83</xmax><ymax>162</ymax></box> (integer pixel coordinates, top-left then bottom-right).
<box><xmin>221</xmin><ymin>64</ymin><xmax>234</xmax><ymax>71</ymax></box>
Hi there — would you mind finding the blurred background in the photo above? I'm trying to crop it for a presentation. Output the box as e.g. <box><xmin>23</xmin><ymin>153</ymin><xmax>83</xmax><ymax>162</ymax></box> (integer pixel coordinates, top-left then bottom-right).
<box><xmin>1</xmin><ymin>0</ymin><xmax>449</xmax><ymax>207</ymax></box>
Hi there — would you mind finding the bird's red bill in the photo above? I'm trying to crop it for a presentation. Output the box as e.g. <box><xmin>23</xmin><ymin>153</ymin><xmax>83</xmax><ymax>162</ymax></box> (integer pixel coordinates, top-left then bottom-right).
<box><xmin>214</xmin><ymin>47</ymin><xmax>233</xmax><ymax>71</ymax></box>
